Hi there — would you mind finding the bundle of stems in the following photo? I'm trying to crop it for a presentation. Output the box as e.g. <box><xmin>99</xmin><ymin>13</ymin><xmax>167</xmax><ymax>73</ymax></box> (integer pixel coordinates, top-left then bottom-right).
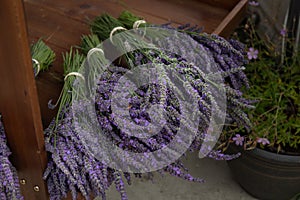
<box><xmin>80</xmin><ymin>33</ymin><xmax>102</xmax><ymax>55</ymax></box>
<box><xmin>47</xmin><ymin>48</ymin><xmax>85</xmax><ymax>139</ymax></box>
<box><xmin>44</xmin><ymin>40</ymin><xmax>132</xmax><ymax>200</ymax></box>
<box><xmin>30</xmin><ymin>39</ymin><xmax>55</xmax><ymax>76</ymax></box>
<box><xmin>117</xmin><ymin>11</ymin><xmax>253</xmax><ymax>128</ymax></box>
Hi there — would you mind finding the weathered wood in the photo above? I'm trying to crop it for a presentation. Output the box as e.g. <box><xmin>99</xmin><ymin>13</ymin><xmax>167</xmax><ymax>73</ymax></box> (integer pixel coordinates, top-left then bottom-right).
<box><xmin>0</xmin><ymin>0</ymin><xmax>48</xmax><ymax>199</ymax></box>
<box><xmin>25</xmin><ymin>0</ymin><xmax>231</xmax><ymax>32</ymax></box>
<box><xmin>213</xmin><ymin>0</ymin><xmax>248</xmax><ymax>37</ymax></box>
<box><xmin>197</xmin><ymin>0</ymin><xmax>240</xmax><ymax>10</ymax></box>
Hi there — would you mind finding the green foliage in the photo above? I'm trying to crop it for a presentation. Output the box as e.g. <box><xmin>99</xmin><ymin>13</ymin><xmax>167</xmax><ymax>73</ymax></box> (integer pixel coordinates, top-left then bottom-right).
<box><xmin>80</xmin><ymin>33</ymin><xmax>102</xmax><ymax>55</ymax></box>
<box><xmin>229</xmin><ymin>16</ymin><xmax>300</xmax><ymax>154</ymax></box>
<box><xmin>30</xmin><ymin>39</ymin><xmax>55</xmax><ymax>76</ymax></box>
<box><xmin>48</xmin><ymin>48</ymin><xmax>85</xmax><ymax>136</ymax></box>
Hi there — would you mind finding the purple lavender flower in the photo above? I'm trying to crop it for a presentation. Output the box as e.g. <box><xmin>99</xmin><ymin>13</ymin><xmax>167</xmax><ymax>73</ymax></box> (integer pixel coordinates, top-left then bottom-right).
<box><xmin>232</xmin><ymin>134</ymin><xmax>244</xmax><ymax>146</ymax></box>
<box><xmin>0</xmin><ymin>116</ymin><xmax>23</xmax><ymax>200</ymax></box>
<box><xmin>247</xmin><ymin>47</ymin><xmax>259</xmax><ymax>60</ymax></box>
<box><xmin>280</xmin><ymin>29</ymin><xmax>287</xmax><ymax>36</ymax></box>
<box><xmin>249</xmin><ymin>1</ymin><xmax>259</xmax><ymax>6</ymax></box>
<box><xmin>257</xmin><ymin>137</ymin><xmax>270</xmax><ymax>145</ymax></box>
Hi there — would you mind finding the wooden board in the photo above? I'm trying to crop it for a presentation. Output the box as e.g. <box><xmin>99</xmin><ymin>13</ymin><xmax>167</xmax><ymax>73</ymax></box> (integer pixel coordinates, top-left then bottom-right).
<box><xmin>0</xmin><ymin>1</ymin><xmax>48</xmax><ymax>199</ymax></box>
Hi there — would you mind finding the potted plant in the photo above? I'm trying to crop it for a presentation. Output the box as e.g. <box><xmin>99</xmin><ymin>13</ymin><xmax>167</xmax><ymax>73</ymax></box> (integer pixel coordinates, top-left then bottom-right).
<box><xmin>220</xmin><ymin>2</ymin><xmax>300</xmax><ymax>200</ymax></box>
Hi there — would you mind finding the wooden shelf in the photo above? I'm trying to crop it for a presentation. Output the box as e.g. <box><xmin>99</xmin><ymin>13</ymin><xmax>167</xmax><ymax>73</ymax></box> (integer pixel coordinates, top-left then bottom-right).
<box><xmin>0</xmin><ymin>0</ymin><xmax>247</xmax><ymax>199</ymax></box>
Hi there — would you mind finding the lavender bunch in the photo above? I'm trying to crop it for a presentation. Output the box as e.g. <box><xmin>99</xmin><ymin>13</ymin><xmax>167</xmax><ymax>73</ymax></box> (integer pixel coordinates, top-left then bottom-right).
<box><xmin>82</xmin><ymin>32</ymin><xmax>205</xmax><ymax>189</ymax></box>
<box><xmin>44</xmin><ymin>47</ymin><xmax>132</xmax><ymax>200</ymax></box>
<box><xmin>118</xmin><ymin>12</ymin><xmax>253</xmax><ymax>137</ymax></box>
<box><xmin>82</xmin><ymin>33</ymin><xmax>204</xmax><ymax>192</ymax></box>
<box><xmin>30</xmin><ymin>39</ymin><xmax>55</xmax><ymax>76</ymax></box>
<box><xmin>88</xmin><ymin>12</ymin><xmax>251</xmax><ymax>172</ymax></box>
<box><xmin>94</xmin><ymin>54</ymin><xmax>242</xmax><ymax>162</ymax></box>
<box><xmin>117</xmin><ymin>11</ymin><xmax>254</xmax><ymax>131</ymax></box>
<box><xmin>118</xmin><ymin>11</ymin><xmax>249</xmax><ymax>89</ymax></box>
<box><xmin>152</xmin><ymin>31</ymin><xmax>254</xmax><ymax>131</ymax></box>
<box><xmin>48</xmin><ymin>48</ymin><xmax>85</xmax><ymax>135</ymax></box>
<box><xmin>44</xmin><ymin>110</ymin><xmax>115</xmax><ymax>200</ymax></box>
<box><xmin>0</xmin><ymin>115</ymin><xmax>23</xmax><ymax>200</ymax></box>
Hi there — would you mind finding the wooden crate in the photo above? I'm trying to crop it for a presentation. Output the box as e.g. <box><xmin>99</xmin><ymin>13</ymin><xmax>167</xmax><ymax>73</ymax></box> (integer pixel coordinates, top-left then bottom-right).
<box><xmin>0</xmin><ymin>0</ymin><xmax>247</xmax><ymax>199</ymax></box>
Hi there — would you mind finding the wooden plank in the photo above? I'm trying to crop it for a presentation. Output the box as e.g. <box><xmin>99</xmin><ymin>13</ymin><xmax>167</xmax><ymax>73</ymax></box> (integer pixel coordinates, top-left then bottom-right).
<box><xmin>119</xmin><ymin>0</ymin><xmax>228</xmax><ymax>32</ymax></box>
<box><xmin>24</xmin><ymin>0</ymin><xmax>127</xmax><ymax>26</ymax></box>
<box><xmin>213</xmin><ymin>0</ymin><xmax>248</xmax><ymax>37</ymax></box>
<box><xmin>196</xmin><ymin>0</ymin><xmax>240</xmax><ymax>10</ymax></box>
<box><xmin>25</xmin><ymin>0</ymin><xmax>229</xmax><ymax>32</ymax></box>
<box><xmin>24</xmin><ymin>2</ymin><xmax>90</xmax><ymax>50</ymax></box>
<box><xmin>0</xmin><ymin>0</ymin><xmax>48</xmax><ymax>199</ymax></box>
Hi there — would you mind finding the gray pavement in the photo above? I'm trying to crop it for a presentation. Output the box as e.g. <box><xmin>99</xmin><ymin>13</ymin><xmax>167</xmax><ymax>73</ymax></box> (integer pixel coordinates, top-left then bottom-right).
<box><xmin>96</xmin><ymin>152</ymin><xmax>257</xmax><ymax>200</ymax></box>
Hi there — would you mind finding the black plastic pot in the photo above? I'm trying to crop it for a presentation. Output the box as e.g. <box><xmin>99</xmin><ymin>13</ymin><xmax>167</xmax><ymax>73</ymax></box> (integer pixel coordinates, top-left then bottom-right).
<box><xmin>227</xmin><ymin>145</ymin><xmax>300</xmax><ymax>200</ymax></box>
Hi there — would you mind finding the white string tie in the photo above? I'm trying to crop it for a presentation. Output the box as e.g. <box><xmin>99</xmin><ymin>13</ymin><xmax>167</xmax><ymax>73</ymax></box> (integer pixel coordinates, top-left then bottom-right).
<box><xmin>64</xmin><ymin>72</ymin><xmax>85</xmax><ymax>81</ymax></box>
<box><xmin>109</xmin><ymin>26</ymin><xmax>127</xmax><ymax>44</ymax></box>
<box><xmin>87</xmin><ymin>48</ymin><xmax>104</xmax><ymax>61</ymax></box>
<box><xmin>133</xmin><ymin>20</ymin><xmax>146</xmax><ymax>29</ymax></box>
<box><xmin>32</xmin><ymin>58</ymin><xmax>40</xmax><ymax>75</ymax></box>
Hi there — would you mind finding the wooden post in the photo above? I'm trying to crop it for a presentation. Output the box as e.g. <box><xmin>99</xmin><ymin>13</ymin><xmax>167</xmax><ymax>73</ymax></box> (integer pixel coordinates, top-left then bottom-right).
<box><xmin>0</xmin><ymin>0</ymin><xmax>48</xmax><ymax>199</ymax></box>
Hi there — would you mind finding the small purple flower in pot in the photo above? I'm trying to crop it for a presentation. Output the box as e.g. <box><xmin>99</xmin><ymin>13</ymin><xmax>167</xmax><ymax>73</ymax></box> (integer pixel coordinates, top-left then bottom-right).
<box><xmin>280</xmin><ymin>28</ymin><xmax>287</xmax><ymax>37</ymax></box>
<box><xmin>247</xmin><ymin>47</ymin><xmax>259</xmax><ymax>60</ymax></box>
<box><xmin>232</xmin><ymin>134</ymin><xmax>245</xmax><ymax>146</ymax></box>
<box><xmin>257</xmin><ymin>137</ymin><xmax>270</xmax><ymax>145</ymax></box>
<box><xmin>249</xmin><ymin>1</ymin><xmax>259</xmax><ymax>6</ymax></box>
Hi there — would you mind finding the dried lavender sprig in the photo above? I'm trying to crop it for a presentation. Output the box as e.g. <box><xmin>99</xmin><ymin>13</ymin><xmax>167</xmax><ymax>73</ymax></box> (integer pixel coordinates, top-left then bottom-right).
<box><xmin>113</xmin><ymin>170</ymin><xmax>128</xmax><ymax>200</ymax></box>
<box><xmin>0</xmin><ymin>116</ymin><xmax>23</xmax><ymax>200</ymax></box>
<box><xmin>44</xmin><ymin>106</ymin><xmax>120</xmax><ymax>200</ymax></box>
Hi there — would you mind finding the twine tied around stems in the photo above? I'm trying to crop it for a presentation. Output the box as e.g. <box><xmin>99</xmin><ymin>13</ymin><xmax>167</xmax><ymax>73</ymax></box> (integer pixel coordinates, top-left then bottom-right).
<box><xmin>32</xmin><ymin>58</ymin><xmax>40</xmax><ymax>76</ymax></box>
<box><xmin>87</xmin><ymin>48</ymin><xmax>104</xmax><ymax>62</ymax></box>
<box><xmin>48</xmin><ymin>71</ymin><xmax>85</xmax><ymax>109</ymax></box>
<box><xmin>133</xmin><ymin>20</ymin><xmax>146</xmax><ymax>29</ymax></box>
<box><xmin>109</xmin><ymin>26</ymin><xmax>127</xmax><ymax>44</ymax></box>
<box><xmin>64</xmin><ymin>72</ymin><xmax>85</xmax><ymax>82</ymax></box>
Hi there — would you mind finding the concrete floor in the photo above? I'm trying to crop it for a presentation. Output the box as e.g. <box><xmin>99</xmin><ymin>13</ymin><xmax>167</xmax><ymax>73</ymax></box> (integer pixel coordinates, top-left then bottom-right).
<box><xmin>96</xmin><ymin>152</ymin><xmax>257</xmax><ymax>200</ymax></box>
